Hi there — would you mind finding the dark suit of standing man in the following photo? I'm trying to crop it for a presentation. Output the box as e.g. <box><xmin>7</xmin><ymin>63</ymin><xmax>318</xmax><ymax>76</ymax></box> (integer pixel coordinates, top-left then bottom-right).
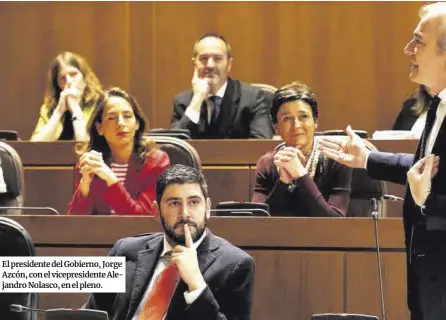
<box><xmin>84</xmin><ymin>165</ymin><xmax>255</xmax><ymax>320</ymax></box>
<box><xmin>171</xmin><ymin>33</ymin><xmax>273</xmax><ymax>139</ymax></box>
<box><xmin>319</xmin><ymin>3</ymin><xmax>446</xmax><ymax>319</ymax></box>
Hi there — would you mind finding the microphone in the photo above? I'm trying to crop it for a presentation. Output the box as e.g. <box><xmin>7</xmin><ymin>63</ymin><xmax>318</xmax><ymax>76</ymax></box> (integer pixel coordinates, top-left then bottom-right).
<box><xmin>371</xmin><ymin>198</ymin><xmax>386</xmax><ymax>320</ymax></box>
<box><xmin>0</xmin><ymin>206</ymin><xmax>60</xmax><ymax>215</ymax></box>
<box><xmin>10</xmin><ymin>304</ymin><xmax>46</xmax><ymax>313</ymax></box>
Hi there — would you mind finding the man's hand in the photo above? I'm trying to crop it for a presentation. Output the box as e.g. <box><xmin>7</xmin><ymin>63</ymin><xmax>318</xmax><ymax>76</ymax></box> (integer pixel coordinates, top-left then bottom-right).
<box><xmin>191</xmin><ymin>69</ymin><xmax>210</xmax><ymax>102</ymax></box>
<box><xmin>407</xmin><ymin>154</ymin><xmax>440</xmax><ymax>206</ymax></box>
<box><xmin>171</xmin><ymin>224</ymin><xmax>205</xmax><ymax>292</ymax></box>
<box><xmin>274</xmin><ymin>147</ymin><xmax>307</xmax><ymax>183</ymax></box>
<box><xmin>319</xmin><ymin>125</ymin><xmax>370</xmax><ymax>168</ymax></box>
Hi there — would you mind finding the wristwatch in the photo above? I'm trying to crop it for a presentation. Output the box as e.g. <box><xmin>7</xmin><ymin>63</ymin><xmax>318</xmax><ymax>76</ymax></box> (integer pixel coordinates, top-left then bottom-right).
<box><xmin>287</xmin><ymin>179</ymin><xmax>299</xmax><ymax>192</ymax></box>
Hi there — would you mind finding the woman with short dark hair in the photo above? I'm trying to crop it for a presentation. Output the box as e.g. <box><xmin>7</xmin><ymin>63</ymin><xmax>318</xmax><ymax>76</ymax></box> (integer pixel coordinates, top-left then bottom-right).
<box><xmin>252</xmin><ymin>81</ymin><xmax>352</xmax><ymax>217</ymax></box>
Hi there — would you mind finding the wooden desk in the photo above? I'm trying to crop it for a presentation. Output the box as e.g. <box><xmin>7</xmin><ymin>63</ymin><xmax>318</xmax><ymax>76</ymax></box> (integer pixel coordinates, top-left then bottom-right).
<box><xmin>7</xmin><ymin>140</ymin><xmax>417</xmax><ymax>215</ymax></box>
<box><xmin>8</xmin><ymin>215</ymin><xmax>409</xmax><ymax>320</ymax></box>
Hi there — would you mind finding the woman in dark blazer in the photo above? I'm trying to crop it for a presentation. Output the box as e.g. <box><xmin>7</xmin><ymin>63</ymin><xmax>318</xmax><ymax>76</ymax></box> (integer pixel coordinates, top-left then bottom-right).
<box><xmin>252</xmin><ymin>81</ymin><xmax>352</xmax><ymax>217</ymax></box>
<box><xmin>68</xmin><ymin>88</ymin><xmax>170</xmax><ymax>215</ymax></box>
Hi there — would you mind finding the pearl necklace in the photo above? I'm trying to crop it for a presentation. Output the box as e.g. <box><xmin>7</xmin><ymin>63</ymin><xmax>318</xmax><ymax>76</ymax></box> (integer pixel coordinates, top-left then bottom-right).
<box><xmin>287</xmin><ymin>138</ymin><xmax>321</xmax><ymax>192</ymax></box>
<box><xmin>305</xmin><ymin>138</ymin><xmax>321</xmax><ymax>180</ymax></box>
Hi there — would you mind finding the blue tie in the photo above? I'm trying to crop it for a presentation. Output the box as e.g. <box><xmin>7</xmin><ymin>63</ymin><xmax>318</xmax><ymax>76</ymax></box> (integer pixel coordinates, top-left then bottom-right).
<box><xmin>209</xmin><ymin>96</ymin><xmax>222</xmax><ymax>125</ymax></box>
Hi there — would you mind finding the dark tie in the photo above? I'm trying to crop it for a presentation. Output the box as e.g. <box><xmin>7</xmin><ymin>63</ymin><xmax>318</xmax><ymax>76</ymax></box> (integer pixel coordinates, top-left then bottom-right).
<box><xmin>138</xmin><ymin>252</ymin><xmax>180</xmax><ymax>320</ymax></box>
<box><xmin>420</xmin><ymin>96</ymin><xmax>441</xmax><ymax>156</ymax></box>
<box><xmin>209</xmin><ymin>96</ymin><xmax>222</xmax><ymax>125</ymax></box>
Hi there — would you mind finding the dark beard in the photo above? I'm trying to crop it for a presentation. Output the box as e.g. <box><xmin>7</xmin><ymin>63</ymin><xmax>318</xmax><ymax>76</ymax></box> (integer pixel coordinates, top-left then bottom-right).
<box><xmin>160</xmin><ymin>216</ymin><xmax>206</xmax><ymax>246</ymax></box>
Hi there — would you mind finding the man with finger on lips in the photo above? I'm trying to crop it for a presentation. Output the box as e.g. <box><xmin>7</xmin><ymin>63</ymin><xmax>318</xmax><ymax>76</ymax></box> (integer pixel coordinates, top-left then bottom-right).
<box><xmin>84</xmin><ymin>164</ymin><xmax>255</xmax><ymax>320</ymax></box>
<box><xmin>319</xmin><ymin>3</ymin><xmax>446</xmax><ymax>319</ymax></box>
<box><xmin>171</xmin><ymin>32</ymin><xmax>273</xmax><ymax>139</ymax></box>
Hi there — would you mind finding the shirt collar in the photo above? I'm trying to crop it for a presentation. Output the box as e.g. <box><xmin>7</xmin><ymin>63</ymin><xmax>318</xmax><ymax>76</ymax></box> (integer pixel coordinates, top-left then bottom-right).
<box><xmin>438</xmin><ymin>87</ymin><xmax>446</xmax><ymax>102</ymax></box>
<box><xmin>212</xmin><ymin>80</ymin><xmax>228</xmax><ymax>99</ymax></box>
<box><xmin>161</xmin><ymin>229</ymin><xmax>207</xmax><ymax>257</ymax></box>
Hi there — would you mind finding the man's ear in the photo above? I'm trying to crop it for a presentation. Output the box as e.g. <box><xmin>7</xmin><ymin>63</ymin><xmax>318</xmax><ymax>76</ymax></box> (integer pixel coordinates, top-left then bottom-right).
<box><xmin>206</xmin><ymin>197</ymin><xmax>211</xmax><ymax>219</ymax></box>
<box><xmin>227</xmin><ymin>57</ymin><xmax>233</xmax><ymax>73</ymax></box>
<box><xmin>153</xmin><ymin>201</ymin><xmax>161</xmax><ymax>222</ymax></box>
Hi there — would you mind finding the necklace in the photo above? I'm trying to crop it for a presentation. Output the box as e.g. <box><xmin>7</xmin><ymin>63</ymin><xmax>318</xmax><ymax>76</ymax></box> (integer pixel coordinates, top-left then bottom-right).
<box><xmin>286</xmin><ymin>138</ymin><xmax>321</xmax><ymax>192</ymax></box>
<box><xmin>304</xmin><ymin>138</ymin><xmax>320</xmax><ymax>180</ymax></box>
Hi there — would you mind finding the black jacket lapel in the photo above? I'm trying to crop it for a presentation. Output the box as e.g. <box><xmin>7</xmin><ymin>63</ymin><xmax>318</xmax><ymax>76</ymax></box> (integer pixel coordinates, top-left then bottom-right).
<box><xmin>216</xmin><ymin>78</ymin><xmax>241</xmax><ymax>136</ymax></box>
<box><xmin>165</xmin><ymin>230</ymin><xmax>219</xmax><ymax>319</ymax></box>
<box><xmin>125</xmin><ymin>237</ymin><xmax>163</xmax><ymax>320</ymax></box>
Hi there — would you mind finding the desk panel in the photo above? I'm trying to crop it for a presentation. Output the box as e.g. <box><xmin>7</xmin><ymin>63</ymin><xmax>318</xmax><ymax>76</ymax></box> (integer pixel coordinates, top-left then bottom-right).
<box><xmin>7</xmin><ymin>216</ymin><xmax>408</xmax><ymax>320</ymax></box>
<box><xmin>24</xmin><ymin>167</ymin><xmax>74</xmax><ymax>215</ymax></box>
<box><xmin>7</xmin><ymin>140</ymin><xmax>416</xmax><ymax>217</ymax></box>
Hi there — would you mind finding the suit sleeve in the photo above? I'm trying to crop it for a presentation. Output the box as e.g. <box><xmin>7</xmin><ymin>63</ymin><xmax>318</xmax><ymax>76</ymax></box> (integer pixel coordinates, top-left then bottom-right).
<box><xmin>67</xmin><ymin>161</ymin><xmax>95</xmax><ymax>215</ymax></box>
<box><xmin>184</xmin><ymin>255</ymin><xmax>255</xmax><ymax>320</ymax></box>
<box><xmin>248</xmin><ymin>90</ymin><xmax>274</xmax><ymax>139</ymax></box>
<box><xmin>366</xmin><ymin>151</ymin><xmax>415</xmax><ymax>185</ymax></box>
<box><xmin>83</xmin><ymin>239</ymin><xmax>122</xmax><ymax>314</ymax></box>
<box><xmin>104</xmin><ymin>151</ymin><xmax>170</xmax><ymax>215</ymax></box>
<box><xmin>171</xmin><ymin>97</ymin><xmax>200</xmax><ymax>131</ymax></box>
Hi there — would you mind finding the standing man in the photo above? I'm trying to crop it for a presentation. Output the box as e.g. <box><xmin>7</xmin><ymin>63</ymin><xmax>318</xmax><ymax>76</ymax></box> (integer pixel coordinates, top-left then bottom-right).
<box><xmin>171</xmin><ymin>33</ymin><xmax>274</xmax><ymax>139</ymax></box>
<box><xmin>319</xmin><ymin>3</ymin><xmax>446</xmax><ymax>319</ymax></box>
<box><xmin>84</xmin><ymin>164</ymin><xmax>255</xmax><ymax>320</ymax></box>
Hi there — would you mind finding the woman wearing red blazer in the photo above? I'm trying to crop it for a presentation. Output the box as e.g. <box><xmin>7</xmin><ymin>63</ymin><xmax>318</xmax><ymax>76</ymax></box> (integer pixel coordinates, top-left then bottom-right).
<box><xmin>68</xmin><ymin>88</ymin><xmax>170</xmax><ymax>215</ymax></box>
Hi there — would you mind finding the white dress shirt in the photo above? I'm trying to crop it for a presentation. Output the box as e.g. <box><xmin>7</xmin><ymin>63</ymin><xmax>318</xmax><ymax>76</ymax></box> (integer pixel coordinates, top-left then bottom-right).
<box><xmin>411</xmin><ymin>111</ymin><xmax>427</xmax><ymax>138</ymax></box>
<box><xmin>131</xmin><ymin>230</ymin><xmax>207</xmax><ymax>320</ymax></box>
<box><xmin>424</xmin><ymin>88</ymin><xmax>446</xmax><ymax>156</ymax></box>
<box><xmin>185</xmin><ymin>81</ymin><xmax>228</xmax><ymax>124</ymax></box>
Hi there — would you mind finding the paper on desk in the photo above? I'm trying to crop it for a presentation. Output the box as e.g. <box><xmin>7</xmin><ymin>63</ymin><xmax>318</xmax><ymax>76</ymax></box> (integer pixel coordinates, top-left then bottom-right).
<box><xmin>372</xmin><ymin>130</ymin><xmax>420</xmax><ymax>140</ymax></box>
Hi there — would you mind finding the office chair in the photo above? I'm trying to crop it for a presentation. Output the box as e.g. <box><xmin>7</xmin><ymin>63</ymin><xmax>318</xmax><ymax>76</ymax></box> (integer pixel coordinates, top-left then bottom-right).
<box><xmin>149</xmin><ymin>136</ymin><xmax>201</xmax><ymax>169</ymax></box>
<box><xmin>0</xmin><ymin>130</ymin><xmax>20</xmax><ymax>141</ymax></box>
<box><xmin>211</xmin><ymin>201</ymin><xmax>270</xmax><ymax>216</ymax></box>
<box><xmin>149</xmin><ymin>128</ymin><xmax>191</xmax><ymax>140</ymax></box>
<box><xmin>347</xmin><ymin>140</ymin><xmax>387</xmax><ymax>217</ymax></box>
<box><xmin>0</xmin><ymin>141</ymin><xmax>25</xmax><ymax>214</ymax></box>
<box><xmin>0</xmin><ymin>217</ymin><xmax>37</xmax><ymax>320</ymax></box>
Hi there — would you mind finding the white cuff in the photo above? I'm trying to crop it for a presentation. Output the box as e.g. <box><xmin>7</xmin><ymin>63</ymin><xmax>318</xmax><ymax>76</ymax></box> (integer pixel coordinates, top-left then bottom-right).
<box><xmin>183</xmin><ymin>284</ymin><xmax>207</xmax><ymax>304</ymax></box>
<box><xmin>184</xmin><ymin>107</ymin><xmax>200</xmax><ymax>124</ymax></box>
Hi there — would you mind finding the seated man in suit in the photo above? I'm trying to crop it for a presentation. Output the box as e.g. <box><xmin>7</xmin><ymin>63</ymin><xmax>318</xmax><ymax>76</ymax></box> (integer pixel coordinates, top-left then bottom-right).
<box><xmin>84</xmin><ymin>164</ymin><xmax>256</xmax><ymax>320</ymax></box>
<box><xmin>171</xmin><ymin>32</ymin><xmax>274</xmax><ymax>139</ymax></box>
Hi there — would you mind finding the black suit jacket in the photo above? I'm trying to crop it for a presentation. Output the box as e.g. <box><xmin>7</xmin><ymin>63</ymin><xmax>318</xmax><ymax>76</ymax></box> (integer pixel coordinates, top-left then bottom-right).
<box><xmin>367</xmin><ymin>113</ymin><xmax>446</xmax><ymax>314</ymax></box>
<box><xmin>171</xmin><ymin>78</ymin><xmax>273</xmax><ymax>139</ymax></box>
<box><xmin>84</xmin><ymin>230</ymin><xmax>255</xmax><ymax>320</ymax></box>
